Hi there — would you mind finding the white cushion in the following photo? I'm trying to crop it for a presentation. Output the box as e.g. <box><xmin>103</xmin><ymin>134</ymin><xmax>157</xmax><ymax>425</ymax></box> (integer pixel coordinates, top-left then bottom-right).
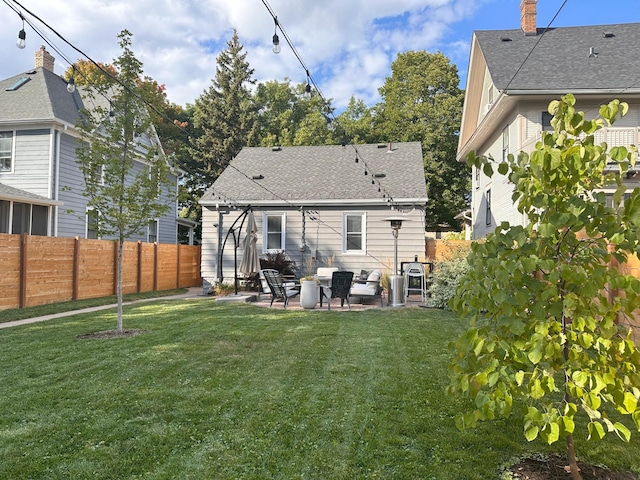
<box><xmin>367</xmin><ymin>270</ymin><xmax>381</xmax><ymax>282</ymax></box>
<box><xmin>317</xmin><ymin>267</ymin><xmax>338</xmax><ymax>277</ymax></box>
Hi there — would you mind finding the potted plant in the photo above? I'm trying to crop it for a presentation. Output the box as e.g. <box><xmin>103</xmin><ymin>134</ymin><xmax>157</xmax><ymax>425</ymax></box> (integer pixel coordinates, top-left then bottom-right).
<box><xmin>299</xmin><ymin>276</ymin><xmax>319</xmax><ymax>309</ymax></box>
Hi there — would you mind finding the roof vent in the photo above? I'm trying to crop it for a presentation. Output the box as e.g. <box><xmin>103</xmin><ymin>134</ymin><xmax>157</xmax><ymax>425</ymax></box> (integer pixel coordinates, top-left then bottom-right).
<box><xmin>603</xmin><ymin>31</ymin><xmax>615</xmax><ymax>38</ymax></box>
<box><xmin>373</xmin><ymin>173</ymin><xmax>386</xmax><ymax>179</ymax></box>
<box><xmin>272</xmin><ymin>146</ymin><xmax>281</xmax><ymax>151</ymax></box>
<box><xmin>377</xmin><ymin>144</ymin><xmax>387</xmax><ymax>148</ymax></box>
<box><xmin>252</xmin><ymin>174</ymin><xmax>264</xmax><ymax>180</ymax></box>
<box><xmin>500</xmin><ymin>36</ymin><xmax>512</xmax><ymax>42</ymax></box>
<box><xmin>589</xmin><ymin>47</ymin><xmax>598</xmax><ymax>58</ymax></box>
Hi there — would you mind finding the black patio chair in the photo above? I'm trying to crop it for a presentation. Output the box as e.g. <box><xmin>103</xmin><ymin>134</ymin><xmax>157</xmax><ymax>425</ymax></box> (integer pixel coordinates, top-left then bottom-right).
<box><xmin>261</xmin><ymin>269</ymin><xmax>299</xmax><ymax>309</ymax></box>
<box><xmin>323</xmin><ymin>270</ymin><xmax>354</xmax><ymax>311</ymax></box>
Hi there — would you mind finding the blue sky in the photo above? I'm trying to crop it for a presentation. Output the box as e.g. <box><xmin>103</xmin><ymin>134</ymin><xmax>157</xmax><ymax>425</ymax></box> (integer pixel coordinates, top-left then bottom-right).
<box><xmin>1</xmin><ymin>0</ymin><xmax>638</xmax><ymax>109</ymax></box>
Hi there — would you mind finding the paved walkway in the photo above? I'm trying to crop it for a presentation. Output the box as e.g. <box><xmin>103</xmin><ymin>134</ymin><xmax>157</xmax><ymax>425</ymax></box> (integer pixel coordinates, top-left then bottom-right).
<box><xmin>0</xmin><ymin>288</ymin><xmax>427</xmax><ymax>329</ymax></box>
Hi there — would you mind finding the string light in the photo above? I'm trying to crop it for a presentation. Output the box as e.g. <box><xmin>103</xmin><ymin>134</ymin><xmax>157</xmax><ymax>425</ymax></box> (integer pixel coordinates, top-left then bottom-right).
<box><xmin>16</xmin><ymin>12</ymin><xmax>26</xmax><ymax>49</ymax></box>
<box><xmin>66</xmin><ymin>74</ymin><xmax>75</xmax><ymax>93</ymax></box>
<box><xmin>272</xmin><ymin>17</ymin><xmax>280</xmax><ymax>54</ymax></box>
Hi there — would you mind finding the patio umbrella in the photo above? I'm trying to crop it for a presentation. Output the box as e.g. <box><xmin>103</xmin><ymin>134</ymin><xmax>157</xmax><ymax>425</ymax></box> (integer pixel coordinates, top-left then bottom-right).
<box><xmin>239</xmin><ymin>210</ymin><xmax>260</xmax><ymax>276</ymax></box>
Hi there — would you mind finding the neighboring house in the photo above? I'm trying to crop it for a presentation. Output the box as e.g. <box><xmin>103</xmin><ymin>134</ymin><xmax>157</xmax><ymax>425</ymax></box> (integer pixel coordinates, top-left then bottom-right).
<box><xmin>0</xmin><ymin>46</ymin><xmax>188</xmax><ymax>243</ymax></box>
<box><xmin>457</xmin><ymin>0</ymin><xmax>640</xmax><ymax>239</ymax></box>
<box><xmin>199</xmin><ymin>142</ymin><xmax>428</xmax><ymax>283</ymax></box>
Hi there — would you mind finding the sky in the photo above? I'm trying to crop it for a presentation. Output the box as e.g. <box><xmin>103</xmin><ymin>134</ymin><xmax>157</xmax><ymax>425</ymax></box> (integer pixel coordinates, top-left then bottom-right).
<box><xmin>1</xmin><ymin>0</ymin><xmax>639</xmax><ymax>111</ymax></box>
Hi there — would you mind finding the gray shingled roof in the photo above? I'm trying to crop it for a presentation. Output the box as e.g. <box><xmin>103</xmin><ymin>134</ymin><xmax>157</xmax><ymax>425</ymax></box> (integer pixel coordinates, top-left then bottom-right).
<box><xmin>200</xmin><ymin>142</ymin><xmax>428</xmax><ymax>206</ymax></box>
<box><xmin>0</xmin><ymin>182</ymin><xmax>62</xmax><ymax>205</ymax></box>
<box><xmin>476</xmin><ymin>23</ymin><xmax>640</xmax><ymax>92</ymax></box>
<box><xmin>0</xmin><ymin>67</ymin><xmax>84</xmax><ymax>125</ymax></box>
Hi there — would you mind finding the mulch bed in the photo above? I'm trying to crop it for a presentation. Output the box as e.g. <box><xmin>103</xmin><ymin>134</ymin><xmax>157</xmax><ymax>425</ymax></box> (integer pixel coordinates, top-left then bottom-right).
<box><xmin>508</xmin><ymin>455</ymin><xmax>637</xmax><ymax>480</ymax></box>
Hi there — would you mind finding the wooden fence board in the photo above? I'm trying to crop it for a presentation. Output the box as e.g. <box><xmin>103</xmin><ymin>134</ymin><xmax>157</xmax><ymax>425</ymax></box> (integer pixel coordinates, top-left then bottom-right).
<box><xmin>0</xmin><ymin>234</ymin><xmax>22</xmax><ymax>310</ymax></box>
<box><xmin>0</xmin><ymin>234</ymin><xmax>201</xmax><ymax>311</ymax></box>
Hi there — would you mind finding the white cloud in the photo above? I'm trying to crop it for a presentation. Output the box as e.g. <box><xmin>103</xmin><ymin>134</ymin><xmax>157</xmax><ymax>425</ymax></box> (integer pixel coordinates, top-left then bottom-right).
<box><xmin>3</xmin><ymin>0</ymin><xmax>633</xmax><ymax>110</ymax></box>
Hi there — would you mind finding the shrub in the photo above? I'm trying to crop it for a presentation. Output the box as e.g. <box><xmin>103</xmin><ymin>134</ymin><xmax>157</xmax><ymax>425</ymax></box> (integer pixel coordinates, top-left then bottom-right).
<box><xmin>427</xmin><ymin>257</ymin><xmax>470</xmax><ymax>309</ymax></box>
<box><xmin>260</xmin><ymin>251</ymin><xmax>297</xmax><ymax>277</ymax></box>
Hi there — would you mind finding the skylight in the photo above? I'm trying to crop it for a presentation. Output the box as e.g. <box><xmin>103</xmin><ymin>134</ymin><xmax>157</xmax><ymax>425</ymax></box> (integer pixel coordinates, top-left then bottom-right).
<box><xmin>6</xmin><ymin>77</ymin><xmax>31</xmax><ymax>91</ymax></box>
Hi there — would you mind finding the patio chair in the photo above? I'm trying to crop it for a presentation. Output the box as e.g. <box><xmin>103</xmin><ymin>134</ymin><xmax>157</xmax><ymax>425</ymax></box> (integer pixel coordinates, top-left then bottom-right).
<box><xmin>404</xmin><ymin>262</ymin><xmax>427</xmax><ymax>303</ymax></box>
<box><xmin>322</xmin><ymin>270</ymin><xmax>354</xmax><ymax>310</ymax></box>
<box><xmin>349</xmin><ymin>269</ymin><xmax>384</xmax><ymax>307</ymax></box>
<box><xmin>261</xmin><ymin>269</ymin><xmax>299</xmax><ymax>309</ymax></box>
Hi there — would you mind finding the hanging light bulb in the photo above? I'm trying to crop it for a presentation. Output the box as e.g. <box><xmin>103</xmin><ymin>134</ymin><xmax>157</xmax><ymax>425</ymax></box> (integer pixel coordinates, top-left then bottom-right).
<box><xmin>16</xmin><ymin>28</ymin><xmax>26</xmax><ymax>49</ymax></box>
<box><xmin>272</xmin><ymin>17</ymin><xmax>281</xmax><ymax>54</ymax></box>
<box><xmin>305</xmin><ymin>82</ymin><xmax>311</xmax><ymax>98</ymax></box>
<box><xmin>66</xmin><ymin>76</ymin><xmax>76</xmax><ymax>93</ymax></box>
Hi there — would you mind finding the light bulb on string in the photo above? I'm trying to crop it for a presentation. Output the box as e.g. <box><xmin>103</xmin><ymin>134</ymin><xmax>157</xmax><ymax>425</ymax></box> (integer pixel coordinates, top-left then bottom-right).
<box><xmin>272</xmin><ymin>17</ymin><xmax>281</xmax><ymax>54</ymax></box>
<box><xmin>66</xmin><ymin>75</ymin><xmax>76</xmax><ymax>93</ymax></box>
<box><xmin>16</xmin><ymin>14</ymin><xmax>26</xmax><ymax>49</ymax></box>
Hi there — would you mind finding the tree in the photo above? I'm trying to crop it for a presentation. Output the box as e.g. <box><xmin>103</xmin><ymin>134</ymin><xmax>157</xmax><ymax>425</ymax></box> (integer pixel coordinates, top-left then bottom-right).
<box><xmin>76</xmin><ymin>30</ymin><xmax>173</xmax><ymax>333</ymax></box>
<box><xmin>334</xmin><ymin>96</ymin><xmax>375</xmax><ymax>144</ymax></box>
<box><xmin>448</xmin><ymin>94</ymin><xmax>640</xmax><ymax>479</ymax></box>
<box><xmin>190</xmin><ymin>29</ymin><xmax>257</xmax><ymax>188</ymax></box>
<box><xmin>254</xmin><ymin>79</ymin><xmax>336</xmax><ymax>147</ymax></box>
<box><xmin>374</xmin><ymin>51</ymin><xmax>468</xmax><ymax>229</ymax></box>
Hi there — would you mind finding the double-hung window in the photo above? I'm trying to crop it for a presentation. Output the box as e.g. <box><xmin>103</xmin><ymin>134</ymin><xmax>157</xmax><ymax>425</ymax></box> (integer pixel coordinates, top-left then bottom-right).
<box><xmin>148</xmin><ymin>219</ymin><xmax>158</xmax><ymax>243</ymax></box>
<box><xmin>263</xmin><ymin>213</ymin><xmax>285</xmax><ymax>251</ymax></box>
<box><xmin>86</xmin><ymin>209</ymin><xmax>100</xmax><ymax>239</ymax></box>
<box><xmin>0</xmin><ymin>132</ymin><xmax>13</xmax><ymax>172</ymax></box>
<box><xmin>485</xmin><ymin>189</ymin><xmax>492</xmax><ymax>226</ymax></box>
<box><xmin>343</xmin><ymin>212</ymin><xmax>366</xmax><ymax>254</ymax></box>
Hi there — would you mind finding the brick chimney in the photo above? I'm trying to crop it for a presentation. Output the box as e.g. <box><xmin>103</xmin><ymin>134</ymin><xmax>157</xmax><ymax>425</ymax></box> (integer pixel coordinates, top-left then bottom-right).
<box><xmin>35</xmin><ymin>46</ymin><xmax>55</xmax><ymax>72</ymax></box>
<box><xmin>520</xmin><ymin>0</ymin><xmax>537</xmax><ymax>36</ymax></box>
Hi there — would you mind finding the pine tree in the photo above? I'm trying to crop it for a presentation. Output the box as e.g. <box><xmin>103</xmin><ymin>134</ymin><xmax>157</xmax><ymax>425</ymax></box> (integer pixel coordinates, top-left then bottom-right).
<box><xmin>190</xmin><ymin>30</ymin><xmax>257</xmax><ymax>189</ymax></box>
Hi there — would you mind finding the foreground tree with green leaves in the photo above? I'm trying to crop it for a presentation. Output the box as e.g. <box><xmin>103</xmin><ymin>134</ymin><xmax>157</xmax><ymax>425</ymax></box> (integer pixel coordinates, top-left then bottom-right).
<box><xmin>76</xmin><ymin>30</ymin><xmax>173</xmax><ymax>333</ymax></box>
<box><xmin>448</xmin><ymin>94</ymin><xmax>640</xmax><ymax>480</ymax></box>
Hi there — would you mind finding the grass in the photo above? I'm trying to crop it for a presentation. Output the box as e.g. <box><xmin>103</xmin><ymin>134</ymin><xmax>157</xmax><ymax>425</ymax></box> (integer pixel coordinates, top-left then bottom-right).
<box><xmin>0</xmin><ymin>300</ymin><xmax>638</xmax><ymax>479</ymax></box>
<box><xmin>0</xmin><ymin>288</ymin><xmax>188</xmax><ymax>323</ymax></box>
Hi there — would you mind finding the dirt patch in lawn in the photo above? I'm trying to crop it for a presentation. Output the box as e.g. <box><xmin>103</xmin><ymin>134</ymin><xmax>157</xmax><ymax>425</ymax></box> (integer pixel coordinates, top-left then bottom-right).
<box><xmin>77</xmin><ymin>329</ymin><xmax>146</xmax><ymax>339</ymax></box>
<box><xmin>508</xmin><ymin>455</ymin><xmax>637</xmax><ymax>480</ymax></box>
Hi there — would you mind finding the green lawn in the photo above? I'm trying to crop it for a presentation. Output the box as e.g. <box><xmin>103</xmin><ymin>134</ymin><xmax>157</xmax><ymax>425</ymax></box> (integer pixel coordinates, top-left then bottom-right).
<box><xmin>0</xmin><ymin>300</ymin><xmax>638</xmax><ymax>479</ymax></box>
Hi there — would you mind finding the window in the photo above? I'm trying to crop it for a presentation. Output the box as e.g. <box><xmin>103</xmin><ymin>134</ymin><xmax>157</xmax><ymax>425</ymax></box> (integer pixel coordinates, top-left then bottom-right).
<box><xmin>542</xmin><ymin>111</ymin><xmax>553</xmax><ymax>131</ymax></box>
<box><xmin>87</xmin><ymin>209</ymin><xmax>100</xmax><ymax>239</ymax></box>
<box><xmin>31</xmin><ymin>205</ymin><xmax>47</xmax><ymax>236</ymax></box>
<box><xmin>264</xmin><ymin>213</ymin><xmax>285</xmax><ymax>251</ymax></box>
<box><xmin>0</xmin><ymin>132</ymin><xmax>13</xmax><ymax>172</ymax></box>
<box><xmin>475</xmin><ymin>165</ymin><xmax>480</xmax><ymax>189</ymax></box>
<box><xmin>502</xmin><ymin>126</ymin><xmax>509</xmax><ymax>162</ymax></box>
<box><xmin>343</xmin><ymin>213</ymin><xmax>366</xmax><ymax>253</ymax></box>
<box><xmin>148</xmin><ymin>219</ymin><xmax>158</xmax><ymax>243</ymax></box>
<box><xmin>485</xmin><ymin>189</ymin><xmax>492</xmax><ymax>226</ymax></box>
<box><xmin>0</xmin><ymin>200</ymin><xmax>9</xmax><ymax>233</ymax></box>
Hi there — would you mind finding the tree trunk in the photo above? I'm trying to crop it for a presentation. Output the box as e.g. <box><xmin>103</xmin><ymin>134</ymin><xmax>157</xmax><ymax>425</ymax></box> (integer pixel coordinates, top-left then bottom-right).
<box><xmin>117</xmin><ymin>237</ymin><xmax>124</xmax><ymax>334</ymax></box>
<box><xmin>566</xmin><ymin>433</ymin><xmax>583</xmax><ymax>480</ymax></box>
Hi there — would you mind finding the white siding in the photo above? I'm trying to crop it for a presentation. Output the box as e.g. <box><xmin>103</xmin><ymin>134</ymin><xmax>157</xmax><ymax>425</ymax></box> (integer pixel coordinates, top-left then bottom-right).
<box><xmin>202</xmin><ymin>205</ymin><xmax>427</xmax><ymax>284</ymax></box>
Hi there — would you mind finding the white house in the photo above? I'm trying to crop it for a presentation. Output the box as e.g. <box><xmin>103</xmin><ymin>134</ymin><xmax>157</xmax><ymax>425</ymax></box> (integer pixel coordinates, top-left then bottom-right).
<box><xmin>457</xmin><ymin>0</ymin><xmax>640</xmax><ymax>239</ymax></box>
<box><xmin>199</xmin><ymin>142</ymin><xmax>429</xmax><ymax>283</ymax></box>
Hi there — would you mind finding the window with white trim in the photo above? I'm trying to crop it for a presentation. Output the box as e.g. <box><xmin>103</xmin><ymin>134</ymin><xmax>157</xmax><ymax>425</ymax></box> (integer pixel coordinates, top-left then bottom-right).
<box><xmin>502</xmin><ymin>125</ymin><xmax>509</xmax><ymax>162</ymax></box>
<box><xmin>86</xmin><ymin>209</ymin><xmax>100</xmax><ymax>239</ymax></box>
<box><xmin>263</xmin><ymin>213</ymin><xmax>285</xmax><ymax>251</ymax></box>
<box><xmin>148</xmin><ymin>219</ymin><xmax>158</xmax><ymax>243</ymax></box>
<box><xmin>485</xmin><ymin>189</ymin><xmax>492</xmax><ymax>226</ymax></box>
<box><xmin>343</xmin><ymin>212</ymin><xmax>366</xmax><ymax>253</ymax></box>
<box><xmin>0</xmin><ymin>132</ymin><xmax>13</xmax><ymax>172</ymax></box>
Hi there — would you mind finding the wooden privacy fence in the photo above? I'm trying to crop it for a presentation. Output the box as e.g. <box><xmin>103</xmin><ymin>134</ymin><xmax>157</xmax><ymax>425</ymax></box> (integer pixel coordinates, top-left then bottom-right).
<box><xmin>0</xmin><ymin>233</ymin><xmax>201</xmax><ymax>311</ymax></box>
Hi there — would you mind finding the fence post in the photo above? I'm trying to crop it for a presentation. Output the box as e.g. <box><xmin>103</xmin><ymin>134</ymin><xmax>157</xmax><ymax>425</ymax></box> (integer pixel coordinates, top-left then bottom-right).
<box><xmin>137</xmin><ymin>241</ymin><xmax>143</xmax><ymax>293</ymax></box>
<box><xmin>19</xmin><ymin>232</ymin><xmax>28</xmax><ymax>308</ymax></box>
<box><xmin>153</xmin><ymin>242</ymin><xmax>159</xmax><ymax>291</ymax></box>
<box><xmin>176</xmin><ymin>243</ymin><xmax>181</xmax><ymax>288</ymax></box>
<box><xmin>73</xmin><ymin>236</ymin><xmax>80</xmax><ymax>300</ymax></box>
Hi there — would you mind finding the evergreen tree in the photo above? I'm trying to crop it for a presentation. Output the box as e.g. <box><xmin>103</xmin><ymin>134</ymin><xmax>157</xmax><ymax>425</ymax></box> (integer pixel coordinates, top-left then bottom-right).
<box><xmin>190</xmin><ymin>30</ymin><xmax>257</xmax><ymax>188</ymax></box>
<box><xmin>374</xmin><ymin>51</ymin><xmax>468</xmax><ymax>229</ymax></box>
